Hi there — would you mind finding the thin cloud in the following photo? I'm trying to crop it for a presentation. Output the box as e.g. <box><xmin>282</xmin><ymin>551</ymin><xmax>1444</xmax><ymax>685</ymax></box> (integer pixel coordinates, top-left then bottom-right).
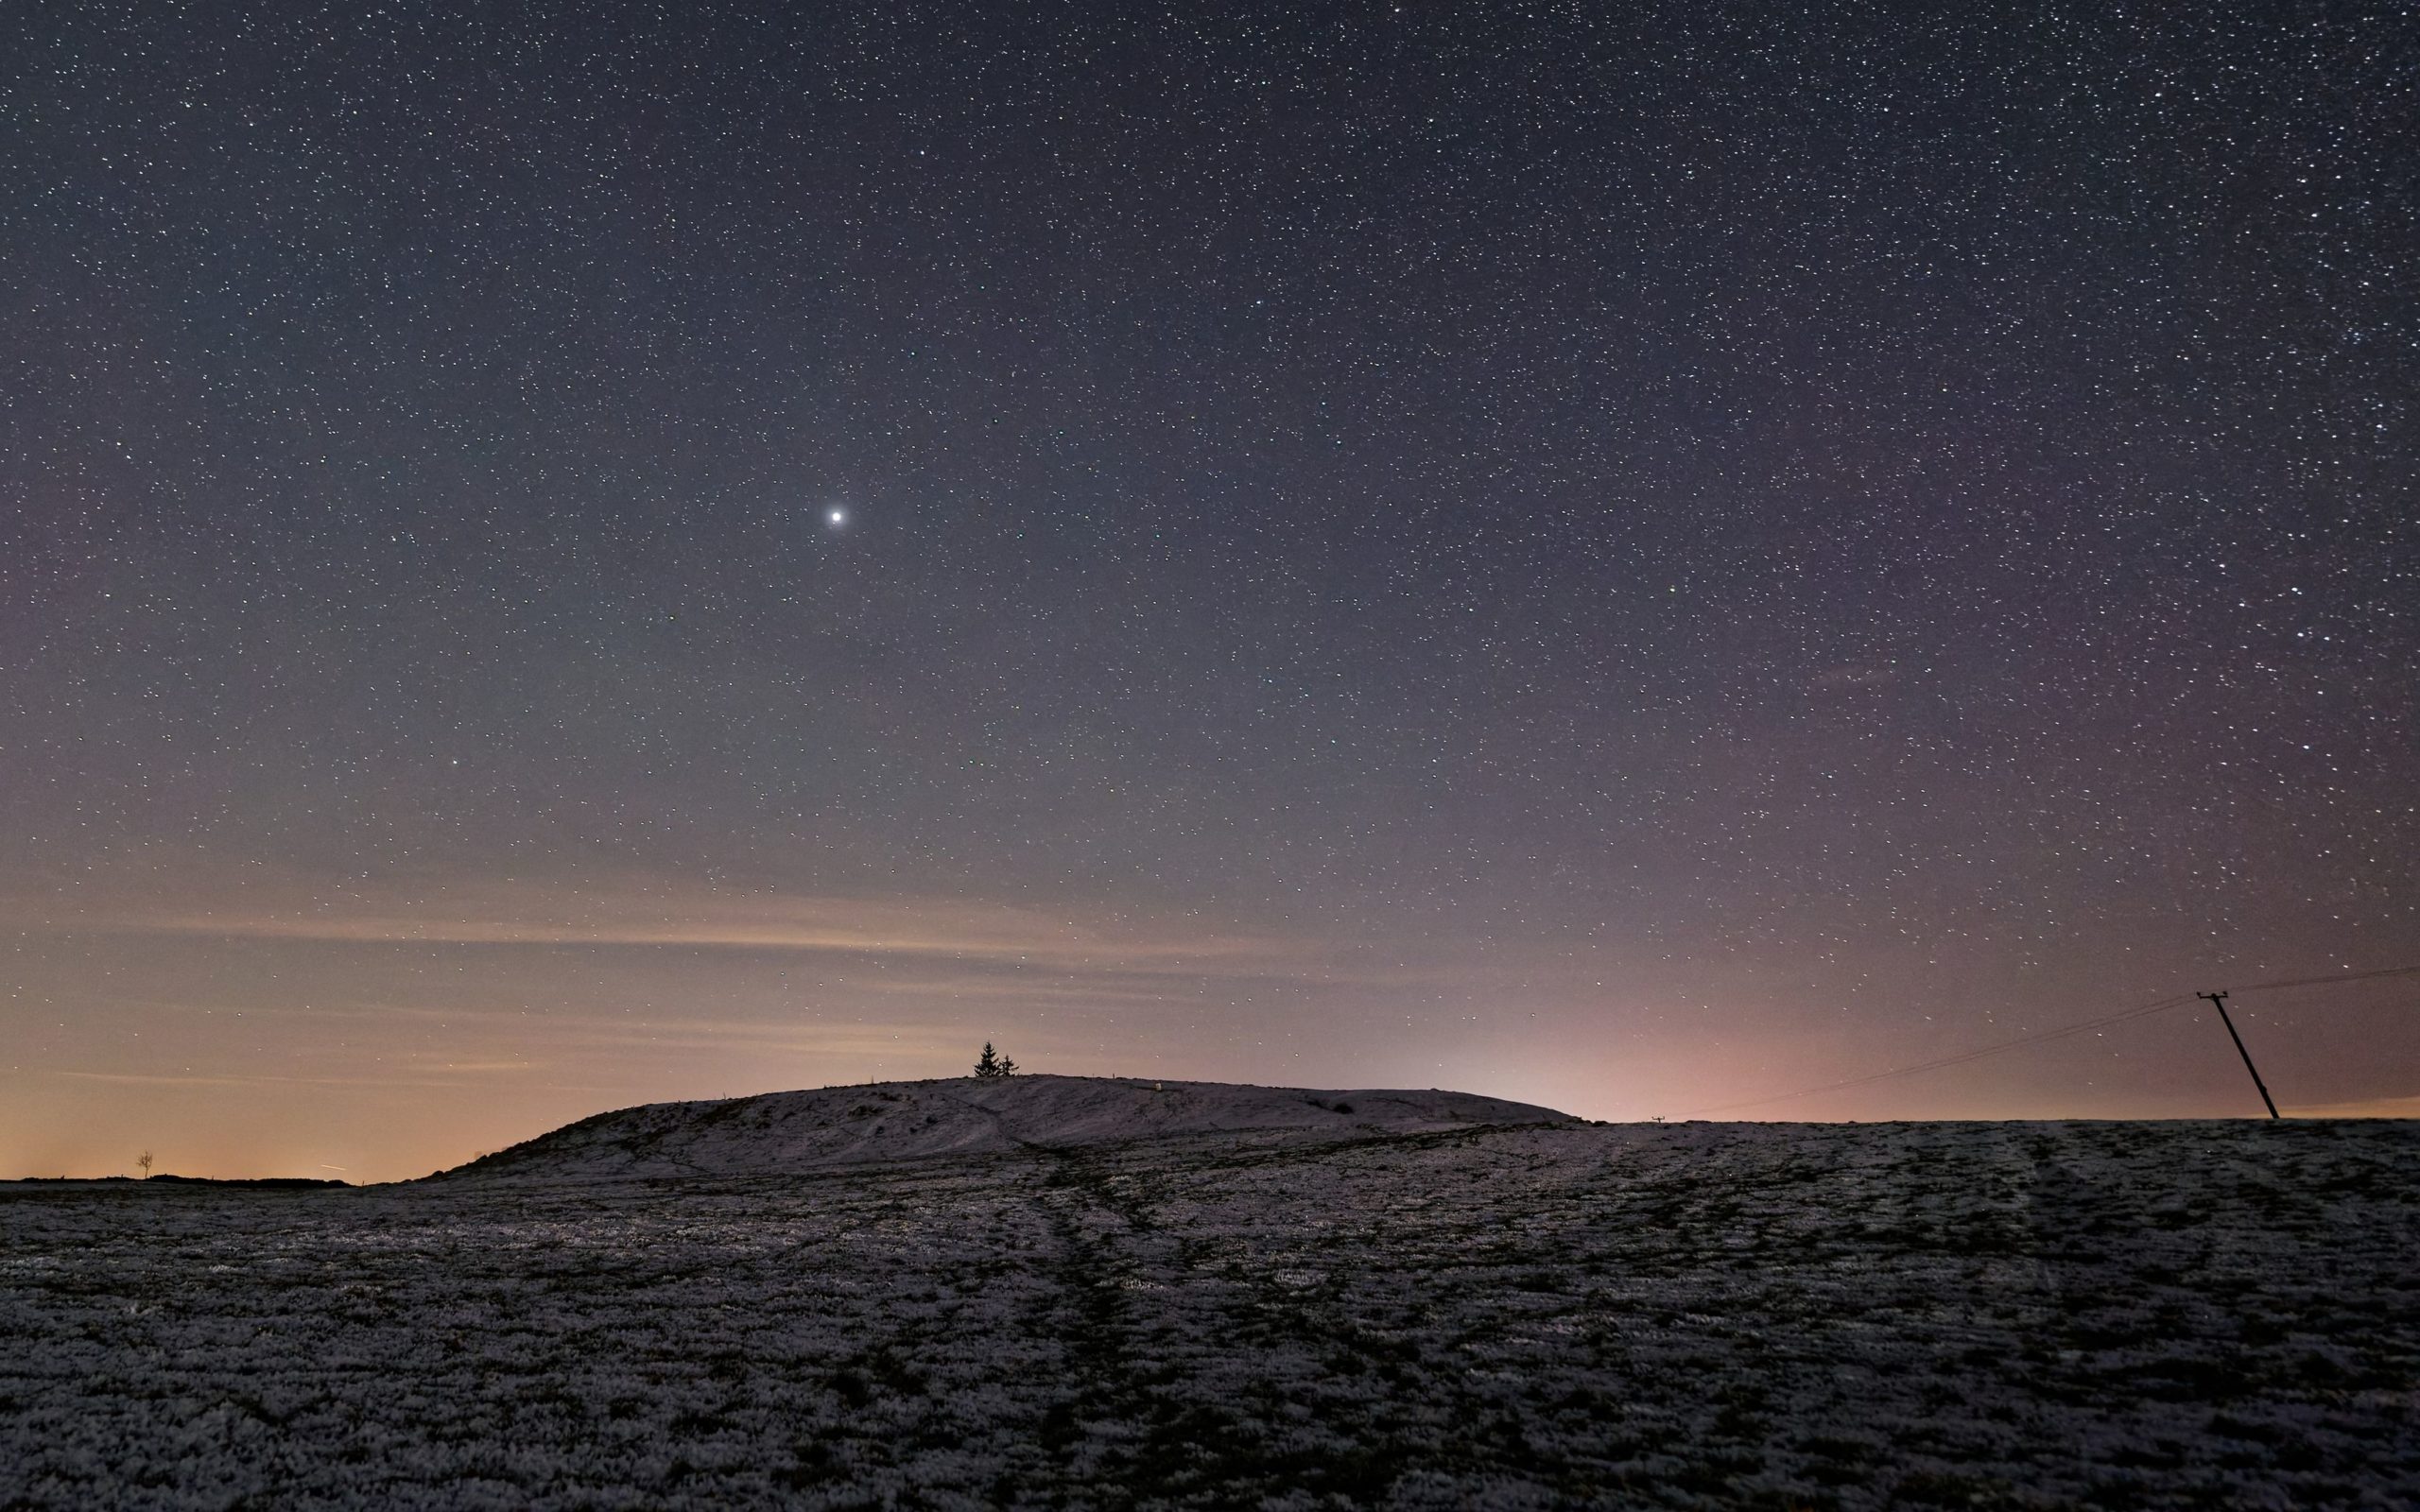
<box><xmin>49</xmin><ymin>1065</ymin><xmax>580</xmax><ymax>1091</ymax></box>
<box><xmin>394</xmin><ymin>1058</ymin><xmax>542</xmax><ymax>1074</ymax></box>
<box><xmin>51</xmin><ymin>1070</ymin><xmax>263</xmax><ymax>1088</ymax></box>
<box><xmin>6</xmin><ymin>877</ymin><xmax>1302</xmax><ymax>976</ymax></box>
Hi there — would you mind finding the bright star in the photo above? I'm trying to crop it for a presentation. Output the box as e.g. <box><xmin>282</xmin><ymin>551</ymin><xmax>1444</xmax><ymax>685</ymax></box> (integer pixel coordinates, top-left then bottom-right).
<box><xmin>826</xmin><ymin>507</ymin><xmax>847</xmax><ymax>527</ymax></box>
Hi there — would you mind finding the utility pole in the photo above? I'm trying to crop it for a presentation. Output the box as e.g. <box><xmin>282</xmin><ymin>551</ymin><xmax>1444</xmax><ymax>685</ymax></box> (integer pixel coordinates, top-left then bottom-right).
<box><xmin>2198</xmin><ymin>991</ymin><xmax>2280</xmax><ymax>1120</ymax></box>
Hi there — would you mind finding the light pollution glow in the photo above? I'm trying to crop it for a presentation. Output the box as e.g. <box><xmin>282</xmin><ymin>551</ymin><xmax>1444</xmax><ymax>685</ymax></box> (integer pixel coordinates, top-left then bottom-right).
<box><xmin>7</xmin><ymin>868</ymin><xmax>2413</xmax><ymax>1184</ymax></box>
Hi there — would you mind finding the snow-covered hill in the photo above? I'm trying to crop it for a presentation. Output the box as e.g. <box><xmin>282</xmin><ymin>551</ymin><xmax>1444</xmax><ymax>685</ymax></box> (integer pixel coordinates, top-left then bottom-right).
<box><xmin>429</xmin><ymin>1074</ymin><xmax>1575</xmax><ymax>1181</ymax></box>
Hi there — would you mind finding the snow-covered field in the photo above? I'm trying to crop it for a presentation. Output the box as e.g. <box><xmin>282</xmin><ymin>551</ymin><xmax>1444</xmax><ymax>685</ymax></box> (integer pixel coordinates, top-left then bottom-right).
<box><xmin>4</xmin><ymin>1102</ymin><xmax>2415</xmax><ymax>1508</ymax></box>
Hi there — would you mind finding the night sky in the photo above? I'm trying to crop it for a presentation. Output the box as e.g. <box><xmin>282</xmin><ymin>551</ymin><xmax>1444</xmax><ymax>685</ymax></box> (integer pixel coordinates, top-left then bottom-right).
<box><xmin>6</xmin><ymin>1</ymin><xmax>2414</xmax><ymax>1181</ymax></box>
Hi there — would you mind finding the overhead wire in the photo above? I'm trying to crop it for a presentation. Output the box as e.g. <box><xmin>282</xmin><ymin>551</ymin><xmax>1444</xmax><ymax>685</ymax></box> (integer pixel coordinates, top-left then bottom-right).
<box><xmin>1677</xmin><ymin>993</ymin><xmax>2197</xmax><ymax>1117</ymax></box>
<box><xmin>1673</xmin><ymin>965</ymin><xmax>2416</xmax><ymax>1119</ymax></box>
<box><xmin>2241</xmin><ymin>963</ymin><xmax>2420</xmax><ymax>993</ymax></box>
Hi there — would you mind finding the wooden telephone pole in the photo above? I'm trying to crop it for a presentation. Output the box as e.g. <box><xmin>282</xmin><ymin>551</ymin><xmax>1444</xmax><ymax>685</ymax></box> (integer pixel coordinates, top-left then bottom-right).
<box><xmin>2198</xmin><ymin>991</ymin><xmax>2280</xmax><ymax>1120</ymax></box>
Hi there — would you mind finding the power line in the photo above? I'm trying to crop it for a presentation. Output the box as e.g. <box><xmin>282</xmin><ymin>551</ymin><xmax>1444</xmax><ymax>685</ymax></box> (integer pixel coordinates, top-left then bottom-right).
<box><xmin>1674</xmin><ymin>962</ymin><xmax>2417</xmax><ymax>1119</ymax></box>
<box><xmin>2241</xmin><ymin>964</ymin><xmax>2420</xmax><ymax>993</ymax></box>
<box><xmin>1677</xmin><ymin>993</ymin><xmax>2196</xmax><ymax>1117</ymax></box>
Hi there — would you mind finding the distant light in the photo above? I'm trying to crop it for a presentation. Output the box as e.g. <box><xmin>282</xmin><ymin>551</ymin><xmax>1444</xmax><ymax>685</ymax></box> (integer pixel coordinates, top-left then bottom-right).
<box><xmin>827</xmin><ymin>507</ymin><xmax>847</xmax><ymax>527</ymax></box>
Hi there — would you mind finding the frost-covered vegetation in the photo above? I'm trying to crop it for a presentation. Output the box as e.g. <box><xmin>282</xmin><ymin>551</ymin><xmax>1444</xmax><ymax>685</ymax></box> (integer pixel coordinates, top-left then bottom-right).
<box><xmin>3</xmin><ymin>1115</ymin><xmax>2414</xmax><ymax>1508</ymax></box>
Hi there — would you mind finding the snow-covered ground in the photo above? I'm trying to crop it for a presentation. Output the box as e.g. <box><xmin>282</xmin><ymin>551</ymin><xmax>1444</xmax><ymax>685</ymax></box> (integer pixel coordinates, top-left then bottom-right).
<box><xmin>3</xmin><ymin>1099</ymin><xmax>2414</xmax><ymax>1508</ymax></box>
<box><xmin>432</xmin><ymin>1074</ymin><xmax>1576</xmax><ymax>1182</ymax></box>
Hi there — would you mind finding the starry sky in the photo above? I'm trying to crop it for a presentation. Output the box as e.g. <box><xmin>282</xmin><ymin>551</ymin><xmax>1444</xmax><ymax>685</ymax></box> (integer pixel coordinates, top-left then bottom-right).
<box><xmin>5</xmin><ymin>1</ymin><xmax>2414</xmax><ymax>1181</ymax></box>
